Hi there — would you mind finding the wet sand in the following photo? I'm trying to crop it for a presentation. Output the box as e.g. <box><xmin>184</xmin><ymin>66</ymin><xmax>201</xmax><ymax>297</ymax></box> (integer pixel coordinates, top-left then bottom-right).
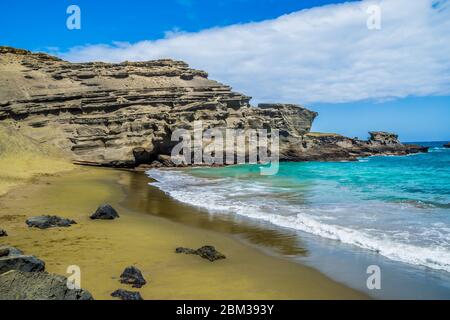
<box><xmin>0</xmin><ymin>167</ymin><xmax>367</xmax><ymax>299</ymax></box>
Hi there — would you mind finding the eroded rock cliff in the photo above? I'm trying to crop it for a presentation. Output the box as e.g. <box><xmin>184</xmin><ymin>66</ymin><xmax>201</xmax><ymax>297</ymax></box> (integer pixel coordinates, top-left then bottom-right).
<box><xmin>0</xmin><ymin>46</ymin><xmax>427</xmax><ymax>167</ymax></box>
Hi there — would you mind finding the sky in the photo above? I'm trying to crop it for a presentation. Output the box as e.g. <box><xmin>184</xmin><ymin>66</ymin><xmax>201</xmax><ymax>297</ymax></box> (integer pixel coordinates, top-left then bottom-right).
<box><xmin>0</xmin><ymin>0</ymin><xmax>449</xmax><ymax>142</ymax></box>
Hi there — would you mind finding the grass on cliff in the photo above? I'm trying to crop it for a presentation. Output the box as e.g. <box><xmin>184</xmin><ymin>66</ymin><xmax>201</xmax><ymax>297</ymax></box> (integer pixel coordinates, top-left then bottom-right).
<box><xmin>0</xmin><ymin>123</ymin><xmax>73</xmax><ymax>196</ymax></box>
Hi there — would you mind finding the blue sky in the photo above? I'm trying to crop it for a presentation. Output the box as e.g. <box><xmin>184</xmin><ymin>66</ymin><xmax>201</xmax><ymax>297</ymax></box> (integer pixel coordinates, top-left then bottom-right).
<box><xmin>0</xmin><ymin>0</ymin><xmax>449</xmax><ymax>142</ymax></box>
<box><xmin>1</xmin><ymin>0</ymin><xmax>355</xmax><ymax>51</ymax></box>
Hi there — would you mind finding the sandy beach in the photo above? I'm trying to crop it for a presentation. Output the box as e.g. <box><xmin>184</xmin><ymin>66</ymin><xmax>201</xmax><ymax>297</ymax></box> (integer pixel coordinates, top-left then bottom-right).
<box><xmin>0</xmin><ymin>166</ymin><xmax>367</xmax><ymax>300</ymax></box>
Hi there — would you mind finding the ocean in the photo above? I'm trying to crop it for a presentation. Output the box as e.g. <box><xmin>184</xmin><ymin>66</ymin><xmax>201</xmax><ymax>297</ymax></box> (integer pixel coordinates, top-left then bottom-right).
<box><xmin>147</xmin><ymin>142</ymin><xmax>450</xmax><ymax>299</ymax></box>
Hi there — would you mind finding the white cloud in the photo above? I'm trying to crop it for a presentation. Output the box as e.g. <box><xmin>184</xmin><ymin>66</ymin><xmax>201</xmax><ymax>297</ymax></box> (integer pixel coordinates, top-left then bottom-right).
<box><xmin>61</xmin><ymin>0</ymin><xmax>450</xmax><ymax>105</ymax></box>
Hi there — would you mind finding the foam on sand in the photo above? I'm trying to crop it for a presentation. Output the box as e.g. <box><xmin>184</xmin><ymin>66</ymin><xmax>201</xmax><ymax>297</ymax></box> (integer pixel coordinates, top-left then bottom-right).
<box><xmin>147</xmin><ymin>168</ymin><xmax>450</xmax><ymax>273</ymax></box>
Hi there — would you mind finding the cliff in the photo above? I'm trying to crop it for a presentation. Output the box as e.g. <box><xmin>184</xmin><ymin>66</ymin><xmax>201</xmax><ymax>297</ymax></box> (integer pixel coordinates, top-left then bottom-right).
<box><xmin>0</xmin><ymin>46</ymin><xmax>427</xmax><ymax>168</ymax></box>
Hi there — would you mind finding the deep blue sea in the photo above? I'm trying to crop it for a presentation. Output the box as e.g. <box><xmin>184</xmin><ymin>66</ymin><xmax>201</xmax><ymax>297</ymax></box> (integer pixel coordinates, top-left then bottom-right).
<box><xmin>147</xmin><ymin>142</ymin><xmax>450</xmax><ymax>298</ymax></box>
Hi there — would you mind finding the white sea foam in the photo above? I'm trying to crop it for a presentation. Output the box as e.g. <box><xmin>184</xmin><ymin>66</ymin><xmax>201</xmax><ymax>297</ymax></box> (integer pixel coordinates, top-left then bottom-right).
<box><xmin>147</xmin><ymin>169</ymin><xmax>450</xmax><ymax>272</ymax></box>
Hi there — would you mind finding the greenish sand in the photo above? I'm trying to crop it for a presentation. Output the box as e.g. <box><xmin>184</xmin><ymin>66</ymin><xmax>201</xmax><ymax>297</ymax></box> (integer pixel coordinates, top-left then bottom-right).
<box><xmin>0</xmin><ymin>167</ymin><xmax>368</xmax><ymax>300</ymax></box>
<box><xmin>0</xmin><ymin>123</ymin><xmax>73</xmax><ymax>197</ymax></box>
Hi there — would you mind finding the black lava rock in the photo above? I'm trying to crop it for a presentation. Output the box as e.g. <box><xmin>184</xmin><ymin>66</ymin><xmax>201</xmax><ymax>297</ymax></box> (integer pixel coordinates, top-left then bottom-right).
<box><xmin>26</xmin><ymin>216</ymin><xmax>76</xmax><ymax>229</ymax></box>
<box><xmin>196</xmin><ymin>246</ymin><xmax>226</xmax><ymax>262</ymax></box>
<box><xmin>175</xmin><ymin>245</ymin><xmax>226</xmax><ymax>262</ymax></box>
<box><xmin>90</xmin><ymin>204</ymin><xmax>120</xmax><ymax>220</ymax></box>
<box><xmin>119</xmin><ymin>266</ymin><xmax>147</xmax><ymax>288</ymax></box>
<box><xmin>111</xmin><ymin>289</ymin><xmax>143</xmax><ymax>300</ymax></box>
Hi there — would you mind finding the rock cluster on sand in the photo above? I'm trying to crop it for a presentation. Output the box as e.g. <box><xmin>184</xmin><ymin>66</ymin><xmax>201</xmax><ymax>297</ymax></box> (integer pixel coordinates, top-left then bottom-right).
<box><xmin>0</xmin><ymin>229</ymin><xmax>7</xmax><ymax>237</ymax></box>
<box><xmin>90</xmin><ymin>204</ymin><xmax>120</xmax><ymax>220</ymax></box>
<box><xmin>0</xmin><ymin>46</ymin><xmax>428</xmax><ymax>168</ymax></box>
<box><xmin>0</xmin><ymin>245</ymin><xmax>93</xmax><ymax>300</ymax></box>
<box><xmin>26</xmin><ymin>215</ymin><xmax>77</xmax><ymax>229</ymax></box>
<box><xmin>111</xmin><ymin>289</ymin><xmax>143</xmax><ymax>301</ymax></box>
<box><xmin>176</xmin><ymin>246</ymin><xmax>226</xmax><ymax>262</ymax></box>
<box><xmin>119</xmin><ymin>266</ymin><xmax>147</xmax><ymax>288</ymax></box>
<box><xmin>112</xmin><ymin>266</ymin><xmax>147</xmax><ymax>300</ymax></box>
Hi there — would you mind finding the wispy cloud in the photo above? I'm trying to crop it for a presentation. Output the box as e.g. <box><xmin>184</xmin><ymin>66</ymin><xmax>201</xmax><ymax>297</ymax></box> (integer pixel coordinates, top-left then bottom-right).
<box><xmin>61</xmin><ymin>0</ymin><xmax>450</xmax><ymax>105</ymax></box>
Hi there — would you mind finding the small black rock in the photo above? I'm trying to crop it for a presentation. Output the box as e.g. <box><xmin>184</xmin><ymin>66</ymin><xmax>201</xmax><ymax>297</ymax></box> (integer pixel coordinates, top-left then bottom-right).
<box><xmin>119</xmin><ymin>266</ymin><xmax>147</xmax><ymax>288</ymax></box>
<box><xmin>111</xmin><ymin>289</ymin><xmax>143</xmax><ymax>300</ymax></box>
<box><xmin>26</xmin><ymin>216</ymin><xmax>77</xmax><ymax>229</ymax></box>
<box><xmin>175</xmin><ymin>245</ymin><xmax>226</xmax><ymax>262</ymax></box>
<box><xmin>0</xmin><ymin>229</ymin><xmax>7</xmax><ymax>237</ymax></box>
<box><xmin>90</xmin><ymin>204</ymin><xmax>120</xmax><ymax>220</ymax></box>
<box><xmin>196</xmin><ymin>246</ymin><xmax>226</xmax><ymax>262</ymax></box>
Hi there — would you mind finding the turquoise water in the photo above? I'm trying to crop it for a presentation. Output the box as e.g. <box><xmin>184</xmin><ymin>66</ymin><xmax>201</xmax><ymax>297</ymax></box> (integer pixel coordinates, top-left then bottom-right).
<box><xmin>148</xmin><ymin>142</ymin><xmax>450</xmax><ymax>273</ymax></box>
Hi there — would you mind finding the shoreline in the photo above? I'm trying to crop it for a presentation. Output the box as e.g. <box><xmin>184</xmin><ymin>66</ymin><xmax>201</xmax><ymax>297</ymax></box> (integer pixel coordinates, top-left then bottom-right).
<box><xmin>145</xmin><ymin>155</ymin><xmax>450</xmax><ymax>300</ymax></box>
<box><xmin>0</xmin><ymin>166</ymin><xmax>368</xmax><ymax>300</ymax></box>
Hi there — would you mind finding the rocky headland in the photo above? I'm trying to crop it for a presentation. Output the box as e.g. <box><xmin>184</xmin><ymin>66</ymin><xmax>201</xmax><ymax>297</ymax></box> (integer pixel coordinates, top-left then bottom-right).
<box><xmin>0</xmin><ymin>46</ymin><xmax>428</xmax><ymax>169</ymax></box>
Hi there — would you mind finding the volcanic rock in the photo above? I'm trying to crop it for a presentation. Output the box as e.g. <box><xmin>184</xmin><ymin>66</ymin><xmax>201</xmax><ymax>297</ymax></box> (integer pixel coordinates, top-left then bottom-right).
<box><xmin>26</xmin><ymin>215</ymin><xmax>77</xmax><ymax>229</ymax></box>
<box><xmin>90</xmin><ymin>204</ymin><xmax>120</xmax><ymax>220</ymax></box>
<box><xmin>119</xmin><ymin>266</ymin><xmax>147</xmax><ymax>288</ymax></box>
<box><xmin>175</xmin><ymin>245</ymin><xmax>226</xmax><ymax>262</ymax></box>
<box><xmin>111</xmin><ymin>289</ymin><xmax>143</xmax><ymax>300</ymax></box>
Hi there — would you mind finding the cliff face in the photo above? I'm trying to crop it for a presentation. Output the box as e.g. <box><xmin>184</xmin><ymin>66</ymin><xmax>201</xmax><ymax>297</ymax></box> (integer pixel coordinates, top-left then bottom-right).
<box><xmin>0</xmin><ymin>46</ymin><xmax>427</xmax><ymax>167</ymax></box>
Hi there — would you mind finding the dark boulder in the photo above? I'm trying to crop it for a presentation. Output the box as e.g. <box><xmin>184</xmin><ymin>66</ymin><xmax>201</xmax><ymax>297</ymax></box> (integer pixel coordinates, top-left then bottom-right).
<box><xmin>111</xmin><ymin>289</ymin><xmax>143</xmax><ymax>300</ymax></box>
<box><xmin>0</xmin><ymin>270</ymin><xmax>94</xmax><ymax>300</ymax></box>
<box><xmin>0</xmin><ymin>246</ymin><xmax>45</xmax><ymax>274</ymax></box>
<box><xmin>175</xmin><ymin>245</ymin><xmax>226</xmax><ymax>262</ymax></box>
<box><xmin>119</xmin><ymin>266</ymin><xmax>147</xmax><ymax>288</ymax></box>
<box><xmin>0</xmin><ymin>228</ymin><xmax>7</xmax><ymax>237</ymax></box>
<box><xmin>90</xmin><ymin>204</ymin><xmax>120</xmax><ymax>220</ymax></box>
<box><xmin>26</xmin><ymin>215</ymin><xmax>77</xmax><ymax>229</ymax></box>
<box><xmin>444</xmin><ymin>142</ymin><xmax>450</xmax><ymax>148</ymax></box>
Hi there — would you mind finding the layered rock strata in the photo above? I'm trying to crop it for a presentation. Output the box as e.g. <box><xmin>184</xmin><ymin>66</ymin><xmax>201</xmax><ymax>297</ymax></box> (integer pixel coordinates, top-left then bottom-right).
<box><xmin>0</xmin><ymin>46</ymin><xmax>427</xmax><ymax>167</ymax></box>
